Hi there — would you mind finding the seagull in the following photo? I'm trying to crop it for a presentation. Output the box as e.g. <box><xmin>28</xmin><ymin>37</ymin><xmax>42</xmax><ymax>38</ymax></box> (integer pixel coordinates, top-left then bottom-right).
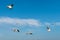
<box><xmin>26</xmin><ymin>32</ymin><xmax>33</xmax><ymax>35</ymax></box>
<box><xmin>7</xmin><ymin>4</ymin><xmax>13</xmax><ymax>9</ymax></box>
<box><xmin>47</xmin><ymin>26</ymin><xmax>51</xmax><ymax>32</ymax></box>
<box><xmin>12</xmin><ymin>28</ymin><xmax>20</xmax><ymax>32</ymax></box>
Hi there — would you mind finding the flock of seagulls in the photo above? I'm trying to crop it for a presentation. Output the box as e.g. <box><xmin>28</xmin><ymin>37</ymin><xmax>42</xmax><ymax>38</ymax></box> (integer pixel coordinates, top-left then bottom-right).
<box><xmin>6</xmin><ymin>4</ymin><xmax>33</xmax><ymax>35</ymax></box>
<box><xmin>12</xmin><ymin>28</ymin><xmax>33</xmax><ymax>35</ymax></box>
<box><xmin>6</xmin><ymin>3</ymin><xmax>55</xmax><ymax>35</ymax></box>
<box><xmin>12</xmin><ymin>25</ymin><xmax>51</xmax><ymax>35</ymax></box>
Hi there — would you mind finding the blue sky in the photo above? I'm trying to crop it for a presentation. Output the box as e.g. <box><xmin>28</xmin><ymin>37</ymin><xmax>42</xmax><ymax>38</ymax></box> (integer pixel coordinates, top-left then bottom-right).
<box><xmin>0</xmin><ymin>0</ymin><xmax>60</xmax><ymax>40</ymax></box>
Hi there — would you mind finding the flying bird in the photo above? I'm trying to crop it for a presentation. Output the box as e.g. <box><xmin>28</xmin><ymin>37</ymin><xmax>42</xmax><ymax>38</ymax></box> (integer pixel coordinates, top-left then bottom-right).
<box><xmin>7</xmin><ymin>4</ymin><xmax>14</xmax><ymax>9</ymax></box>
<box><xmin>47</xmin><ymin>26</ymin><xmax>51</xmax><ymax>32</ymax></box>
<box><xmin>12</xmin><ymin>28</ymin><xmax>20</xmax><ymax>32</ymax></box>
<box><xmin>26</xmin><ymin>32</ymin><xmax>33</xmax><ymax>35</ymax></box>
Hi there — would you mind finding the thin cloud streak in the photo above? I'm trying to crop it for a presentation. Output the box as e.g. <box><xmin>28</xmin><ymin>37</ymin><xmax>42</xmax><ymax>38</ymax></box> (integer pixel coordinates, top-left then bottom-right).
<box><xmin>0</xmin><ymin>17</ymin><xmax>41</xmax><ymax>27</ymax></box>
<box><xmin>0</xmin><ymin>17</ymin><xmax>60</xmax><ymax>27</ymax></box>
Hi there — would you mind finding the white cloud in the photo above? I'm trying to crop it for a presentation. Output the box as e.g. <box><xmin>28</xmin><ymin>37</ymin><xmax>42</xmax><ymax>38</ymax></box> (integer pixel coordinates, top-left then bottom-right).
<box><xmin>44</xmin><ymin>22</ymin><xmax>60</xmax><ymax>26</ymax></box>
<box><xmin>44</xmin><ymin>22</ymin><xmax>51</xmax><ymax>26</ymax></box>
<box><xmin>55</xmin><ymin>22</ymin><xmax>60</xmax><ymax>26</ymax></box>
<box><xmin>0</xmin><ymin>17</ymin><xmax>41</xmax><ymax>27</ymax></box>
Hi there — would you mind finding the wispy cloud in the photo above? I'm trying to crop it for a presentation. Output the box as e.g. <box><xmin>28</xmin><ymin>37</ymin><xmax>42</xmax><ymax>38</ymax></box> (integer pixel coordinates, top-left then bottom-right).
<box><xmin>44</xmin><ymin>22</ymin><xmax>60</xmax><ymax>26</ymax></box>
<box><xmin>0</xmin><ymin>17</ymin><xmax>41</xmax><ymax>27</ymax></box>
<box><xmin>44</xmin><ymin>22</ymin><xmax>51</xmax><ymax>26</ymax></box>
<box><xmin>55</xmin><ymin>22</ymin><xmax>60</xmax><ymax>26</ymax></box>
<box><xmin>0</xmin><ymin>17</ymin><xmax>60</xmax><ymax>27</ymax></box>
